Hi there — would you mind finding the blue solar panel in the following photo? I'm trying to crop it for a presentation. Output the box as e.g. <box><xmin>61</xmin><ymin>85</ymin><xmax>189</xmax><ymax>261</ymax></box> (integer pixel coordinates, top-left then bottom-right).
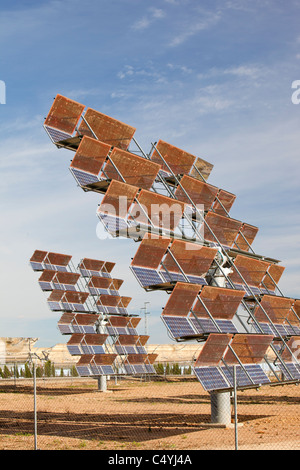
<box><xmin>76</xmin><ymin>366</ymin><xmax>91</xmax><ymax>376</ymax></box>
<box><xmin>39</xmin><ymin>281</ymin><xmax>52</xmax><ymax>291</ymax></box>
<box><xmin>162</xmin><ymin>316</ymin><xmax>195</xmax><ymax>338</ymax></box>
<box><xmin>187</xmin><ymin>275</ymin><xmax>207</xmax><ymax>285</ymax></box>
<box><xmin>82</xmin><ymin>325</ymin><xmax>96</xmax><ymax>334</ymax></box>
<box><xmin>221</xmin><ymin>365</ymin><xmax>252</xmax><ymax>388</ymax></box>
<box><xmin>194</xmin><ymin>367</ymin><xmax>229</xmax><ymax>391</ymax></box>
<box><xmin>278</xmin><ymin>363</ymin><xmax>300</xmax><ymax>381</ymax></box>
<box><xmin>48</xmin><ymin>301</ymin><xmax>61</xmax><ymax>311</ymax></box>
<box><xmin>145</xmin><ymin>364</ymin><xmax>156</xmax><ymax>374</ymax></box>
<box><xmin>136</xmin><ymin>346</ymin><xmax>146</xmax><ymax>354</ymax></box>
<box><xmin>189</xmin><ymin>317</ymin><xmax>216</xmax><ymax>334</ymax></box>
<box><xmin>131</xmin><ymin>266</ymin><xmax>163</xmax><ymax>288</ymax></box>
<box><xmin>101</xmin><ymin>365</ymin><xmax>115</xmax><ymax>375</ymax></box>
<box><xmin>216</xmin><ymin>320</ymin><xmax>238</xmax><ymax>334</ymax></box>
<box><xmin>30</xmin><ymin>261</ymin><xmax>44</xmax><ymax>271</ymax></box>
<box><xmin>58</xmin><ymin>325</ymin><xmax>72</xmax><ymax>334</ymax></box>
<box><xmin>71</xmin><ymin>168</ymin><xmax>99</xmax><ymax>186</ymax></box>
<box><xmin>98</xmin><ymin>213</ymin><xmax>129</xmax><ymax>235</ymax></box>
<box><xmin>161</xmin><ymin>271</ymin><xmax>186</xmax><ymax>283</ymax></box>
<box><xmin>133</xmin><ymin>365</ymin><xmax>146</xmax><ymax>374</ymax></box>
<box><xmin>67</xmin><ymin>345</ymin><xmax>81</xmax><ymax>355</ymax></box>
<box><xmin>44</xmin><ymin>125</ymin><xmax>72</xmax><ymax>143</ymax></box>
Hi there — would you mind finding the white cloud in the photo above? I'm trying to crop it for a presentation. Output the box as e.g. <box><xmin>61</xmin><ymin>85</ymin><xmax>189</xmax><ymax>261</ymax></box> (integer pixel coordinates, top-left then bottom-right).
<box><xmin>168</xmin><ymin>11</ymin><xmax>222</xmax><ymax>47</ymax></box>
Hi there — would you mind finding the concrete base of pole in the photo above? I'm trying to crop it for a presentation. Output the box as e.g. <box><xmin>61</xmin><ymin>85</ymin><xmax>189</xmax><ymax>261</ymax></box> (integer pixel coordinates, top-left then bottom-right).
<box><xmin>210</xmin><ymin>391</ymin><xmax>232</xmax><ymax>426</ymax></box>
<box><xmin>97</xmin><ymin>376</ymin><xmax>107</xmax><ymax>392</ymax></box>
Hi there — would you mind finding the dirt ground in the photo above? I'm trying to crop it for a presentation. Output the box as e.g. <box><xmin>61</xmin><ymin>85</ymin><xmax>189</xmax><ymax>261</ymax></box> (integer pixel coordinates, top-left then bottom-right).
<box><xmin>0</xmin><ymin>376</ymin><xmax>299</xmax><ymax>451</ymax></box>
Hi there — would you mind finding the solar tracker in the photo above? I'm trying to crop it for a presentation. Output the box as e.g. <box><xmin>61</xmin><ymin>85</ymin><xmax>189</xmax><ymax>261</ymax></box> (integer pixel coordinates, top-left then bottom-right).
<box><xmin>103</xmin><ymin>147</ymin><xmax>161</xmax><ymax>190</ymax></box>
<box><xmin>44</xmin><ymin>94</ymin><xmax>85</xmax><ymax>136</ymax></box>
<box><xmin>70</xmin><ymin>136</ymin><xmax>111</xmax><ymax>178</ymax></box>
<box><xmin>77</xmin><ymin>107</ymin><xmax>136</xmax><ymax>150</ymax></box>
<box><xmin>202</xmin><ymin>211</ymin><xmax>243</xmax><ymax>248</ymax></box>
<box><xmin>130</xmin><ymin>189</ymin><xmax>185</xmax><ymax>232</ymax></box>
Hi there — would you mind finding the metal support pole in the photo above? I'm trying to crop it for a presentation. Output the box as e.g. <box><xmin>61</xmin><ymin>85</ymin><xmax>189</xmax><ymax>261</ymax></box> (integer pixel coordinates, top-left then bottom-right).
<box><xmin>33</xmin><ymin>362</ymin><xmax>38</xmax><ymax>450</ymax></box>
<box><xmin>233</xmin><ymin>365</ymin><xmax>238</xmax><ymax>450</ymax></box>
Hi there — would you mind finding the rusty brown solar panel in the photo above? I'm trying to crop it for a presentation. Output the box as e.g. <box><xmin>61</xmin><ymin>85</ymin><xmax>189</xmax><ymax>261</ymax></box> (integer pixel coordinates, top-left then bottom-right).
<box><xmin>77</xmin><ymin>107</ymin><xmax>136</xmax><ymax>150</ymax></box>
<box><xmin>190</xmin><ymin>156</ymin><xmax>214</xmax><ymax>181</ymax></box>
<box><xmin>30</xmin><ymin>250</ymin><xmax>48</xmax><ymax>263</ymax></box>
<box><xmin>261</xmin><ymin>264</ymin><xmax>285</xmax><ymax>292</ymax></box>
<box><xmin>212</xmin><ymin>189</ymin><xmax>236</xmax><ymax>216</ymax></box>
<box><xmin>234</xmin><ymin>223</ymin><xmax>259</xmax><ymax>252</ymax></box>
<box><xmin>70</xmin><ymin>136</ymin><xmax>111</xmax><ymax>176</ymax></box>
<box><xmin>150</xmin><ymin>139</ymin><xmax>196</xmax><ymax>176</ymax></box>
<box><xmin>44</xmin><ymin>94</ymin><xmax>85</xmax><ymax>135</ymax></box>
<box><xmin>162</xmin><ymin>240</ymin><xmax>218</xmax><ymax>277</ymax></box>
<box><xmin>192</xmin><ymin>286</ymin><xmax>245</xmax><ymax>320</ymax></box>
<box><xmin>253</xmin><ymin>295</ymin><xmax>295</xmax><ymax>325</ymax></box>
<box><xmin>130</xmin><ymin>189</ymin><xmax>185</xmax><ymax>231</ymax></box>
<box><xmin>162</xmin><ymin>282</ymin><xmax>202</xmax><ymax>317</ymax></box>
<box><xmin>45</xmin><ymin>252</ymin><xmax>72</xmax><ymax>269</ymax></box>
<box><xmin>103</xmin><ymin>148</ymin><xmax>161</xmax><ymax>190</ymax></box>
<box><xmin>98</xmin><ymin>180</ymin><xmax>139</xmax><ymax>218</ymax></box>
<box><xmin>224</xmin><ymin>334</ymin><xmax>273</xmax><ymax>365</ymax></box>
<box><xmin>203</xmin><ymin>211</ymin><xmax>243</xmax><ymax>248</ymax></box>
<box><xmin>174</xmin><ymin>175</ymin><xmax>219</xmax><ymax>210</ymax></box>
<box><xmin>228</xmin><ymin>255</ymin><xmax>271</xmax><ymax>288</ymax></box>
<box><xmin>131</xmin><ymin>234</ymin><xmax>170</xmax><ymax>270</ymax></box>
<box><xmin>195</xmin><ymin>333</ymin><xmax>232</xmax><ymax>366</ymax></box>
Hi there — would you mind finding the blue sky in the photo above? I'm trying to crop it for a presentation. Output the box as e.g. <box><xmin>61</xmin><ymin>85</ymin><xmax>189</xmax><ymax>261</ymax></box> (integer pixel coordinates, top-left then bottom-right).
<box><xmin>0</xmin><ymin>0</ymin><xmax>300</xmax><ymax>348</ymax></box>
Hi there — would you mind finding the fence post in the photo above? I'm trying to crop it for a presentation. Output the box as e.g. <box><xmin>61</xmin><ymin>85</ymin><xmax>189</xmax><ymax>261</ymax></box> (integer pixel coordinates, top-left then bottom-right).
<box><xmin>233</xmin><ymin>365</ymin><xmax>238</xmax><ymax>450</ymax></box>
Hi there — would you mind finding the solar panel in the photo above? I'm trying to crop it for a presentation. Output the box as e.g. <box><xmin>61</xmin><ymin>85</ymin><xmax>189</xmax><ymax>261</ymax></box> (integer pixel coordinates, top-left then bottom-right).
<box><xmin>261</xmin><ymin>264</ymin><xmax>285</xmax><ymax>292</ymax></box>
<box><xmin>162</xmin><ymin>240</ymin><xmax>218</xmax><ymax>278</ymax></box>
<box><xmin>161</xmin><ymin>315</ymin><xmax>196</xmax><ymax>339</ymax></box>
<box><xmin>202</xmin><ymin>211</ymin><xmax>243</xmax><ymax>248</ymax></box>
<box><xmin>97</xmin><ymin>180</ymin><xmax>139</xmax><ymax>220</ymax></box>
<box><xmin>150</xmin><ymin>140</ymin><xmax>196</xmax><ymax>176</ymax></box>
<box><xmin>70</xmin><ymin>135</ymin><xmax>111</xmax><ymax>176</ymax></box>
<box><xmin>194</xmin><ymin>367</ymin><xmax>229</xmax><ymax>391</ymax></box>
<box><xmin>77</xmin><ymin>107</ymin><xmax>136</xmax><ymax>150</ymax></box>
<box><xmin>131</xmin><ymin>234</ymin><xmax>170</xmax><ymax>270</ymax></box>
<box><xmin>103</xmin><ymin>148</ymin><xmax>161</xmax><ymax>190</ymax></box>
<box><xmin>30</xmin><ymin>250</ymin><xmax>48</xmax><ymax>271</ymax></box>
<box><xmin>44</xmin><ymin>94</ymin><xmax>85</xmax><ymax>135</ymax></box>
<box><xmin>234</xmin><ymin>223</ymin><xmax>259</xmax><ymax>252</ymax></box>
<box><xmin>130</xmin><ymin>189</ymin><xmax>185</xmax><ymax>232</ymax></box>
<box><xmin>190</xmin><ymin>156</ymin><xmax>214</xmax><ymax>181</ymax></box>
<box><xmin>174</xmin><ymin>175</ymin><xmax>219</xmax><ymax>210</ymax></box>
<box><xmin>131</xmin><ymin>266</ymin><xmax>163</xmax><ymax>288</ymax></box>
<box><xmin>70</xmin><ymin>168</ymin><xmax>100</xmax><ymax>187</ymax></box>
<box><xmin>44</xmin><ymin>125</ymin><xmax>73</xmax><ymax>143</ymax></box>
<box><xmin>228</xmin><ymin>255</ymin><xmax>271</xmax><ymax>291</ymax></box>
<box><xmin>212</xmin><ymin>189</ymin><xmax>236</xmax><ymax>216</ymax></box>
<box><xmin>253</xmin><ymin>295</ymin><xmax>295</xmax><ymax>335</ymax></box>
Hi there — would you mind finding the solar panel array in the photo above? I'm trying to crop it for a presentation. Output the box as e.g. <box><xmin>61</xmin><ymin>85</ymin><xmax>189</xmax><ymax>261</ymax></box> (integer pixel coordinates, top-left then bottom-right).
<box><xmin>30</xmin><ymin>250</ymin><xmax>157</xmax><ymax>377</ymax></box>
<box><xmin>41</xmin><ymin>93</ymin><xmax>300</xmax><ymax>391</ymax></box>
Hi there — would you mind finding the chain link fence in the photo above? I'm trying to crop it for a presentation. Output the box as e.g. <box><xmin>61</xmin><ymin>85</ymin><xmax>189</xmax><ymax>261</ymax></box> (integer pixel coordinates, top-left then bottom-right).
<box><xmin>0</xmin><ymin>358</ymin><xmax>300</xmax><ymax>451</ymax></box>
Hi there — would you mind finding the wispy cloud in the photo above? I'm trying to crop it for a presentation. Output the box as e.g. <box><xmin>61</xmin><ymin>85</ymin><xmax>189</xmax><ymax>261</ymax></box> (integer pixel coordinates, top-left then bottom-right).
<box><xmin>168</xmin><ymin>10</ymin><xmax>222</xmax><ymax>46</ymax></box>
<box><xmin>132</xmin><ymin>7</ymin><xmax>166</xmax><ymax>31</ymax></box>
